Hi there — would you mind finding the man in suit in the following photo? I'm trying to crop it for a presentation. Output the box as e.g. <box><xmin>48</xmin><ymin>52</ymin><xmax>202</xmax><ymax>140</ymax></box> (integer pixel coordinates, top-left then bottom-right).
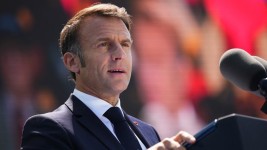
<box><xmin>21</xmin><ymin>3</ymin><xmax>195</xmax><ymax>150</ymax></box>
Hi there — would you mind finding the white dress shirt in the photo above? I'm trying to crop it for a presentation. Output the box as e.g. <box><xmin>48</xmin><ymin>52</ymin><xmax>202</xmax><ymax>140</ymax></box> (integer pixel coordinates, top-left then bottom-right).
<box><xmin>73</xmin><ymin>89</ymin><xmax>146</xmax><ymax>149</ymax></box>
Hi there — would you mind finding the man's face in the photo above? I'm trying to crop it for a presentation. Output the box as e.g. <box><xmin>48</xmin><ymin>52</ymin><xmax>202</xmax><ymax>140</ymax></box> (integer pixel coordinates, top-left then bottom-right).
<box><xmin>75</xmin><ymin>16</ymin><xmax>132</xmax><ymax>101</ymax></box>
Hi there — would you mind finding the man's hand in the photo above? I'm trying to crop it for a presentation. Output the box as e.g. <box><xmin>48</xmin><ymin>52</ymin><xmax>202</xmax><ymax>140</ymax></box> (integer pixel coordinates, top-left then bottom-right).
<box><xmin>148</xmin><ymin>131</ymin><xmax>196</xmax><ymax>150</ymax></box>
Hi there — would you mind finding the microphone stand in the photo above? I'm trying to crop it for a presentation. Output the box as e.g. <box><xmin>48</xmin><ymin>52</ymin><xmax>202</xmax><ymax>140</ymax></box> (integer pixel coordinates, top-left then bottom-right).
<box><xmin>258</xmin><ymin>78</ymin><xmax>267</xmax><ymax>114</ymax></box>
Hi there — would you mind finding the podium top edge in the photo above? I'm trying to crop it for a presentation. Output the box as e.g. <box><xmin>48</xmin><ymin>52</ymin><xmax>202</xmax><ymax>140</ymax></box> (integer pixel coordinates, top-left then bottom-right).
<box><xmin>217</xmin><ymin>113</ymin><xmax>267</xmax><ymax>122</ymax></box>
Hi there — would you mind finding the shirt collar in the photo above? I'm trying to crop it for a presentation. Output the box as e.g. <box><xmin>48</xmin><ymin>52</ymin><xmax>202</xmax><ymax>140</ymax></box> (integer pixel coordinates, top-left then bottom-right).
<box><xmin>73</xmin><ymin>89</ymin><xmax>123</xmax><ymax>119</ymax></box>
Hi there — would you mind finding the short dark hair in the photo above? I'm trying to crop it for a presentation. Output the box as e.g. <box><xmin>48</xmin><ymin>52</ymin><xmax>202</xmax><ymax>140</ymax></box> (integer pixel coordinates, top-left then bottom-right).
<box><xmin>59</xmin><ymin>3</ymin><xmax>132</xmax><ymax>80</ymax></box>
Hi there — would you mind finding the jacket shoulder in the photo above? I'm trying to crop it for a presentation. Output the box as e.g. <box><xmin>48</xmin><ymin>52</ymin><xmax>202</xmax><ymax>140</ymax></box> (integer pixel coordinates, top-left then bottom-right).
<box><xmin>21</xmin><ymin>104</ymin><xmax>75</xmax><ymax>149</ymax></box>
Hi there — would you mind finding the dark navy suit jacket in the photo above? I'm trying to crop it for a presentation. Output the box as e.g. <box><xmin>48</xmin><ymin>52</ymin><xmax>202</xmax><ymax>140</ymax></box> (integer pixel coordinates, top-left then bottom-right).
<box><xmin>21</xmin><ymin>95</ymin><xmax>161</xmax><ymax>150</ymax></box>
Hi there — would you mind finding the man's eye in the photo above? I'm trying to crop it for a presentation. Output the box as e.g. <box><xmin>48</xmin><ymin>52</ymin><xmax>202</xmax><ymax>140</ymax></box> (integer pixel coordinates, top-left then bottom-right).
<box><xmin>99</xmin><ymin>42</ymin><xmax>109</xmax><ymax>47</ymax></box>
<box><xmin>121</xmin><ymin>42</ymin><xmax>130</xmax><ymax>48</ymax></box>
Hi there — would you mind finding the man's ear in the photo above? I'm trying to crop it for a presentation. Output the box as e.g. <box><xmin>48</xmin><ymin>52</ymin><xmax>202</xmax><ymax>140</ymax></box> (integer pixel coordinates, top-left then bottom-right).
<box><xmin>63</xmin><ymin>52</ymin><xmax>80</xmax><ymax>73</ymax></box>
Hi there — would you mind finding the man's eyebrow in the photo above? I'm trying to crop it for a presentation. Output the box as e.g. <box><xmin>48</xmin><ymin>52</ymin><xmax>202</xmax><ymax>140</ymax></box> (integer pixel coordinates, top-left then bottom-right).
<box><xmin>96</xmin><ymin>37</ymin><xmax>110</xmax><ymax>42</ymax></box>
<box><xmin>121</xmin><ymin>39</ymin><xmax>133</xmax><ymax>44</ymax></box>
<box><xmin>96</xmin><ymin>37</ymin><xmax>133</xmax><ymax>43</ymax></box>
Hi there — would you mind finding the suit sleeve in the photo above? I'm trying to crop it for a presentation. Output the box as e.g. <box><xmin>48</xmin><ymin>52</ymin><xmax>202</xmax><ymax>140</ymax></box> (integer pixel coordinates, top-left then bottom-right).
<box><xmin>21</xmin><ymin>115</ymin><xmax>74</xmax><ymax>150</ymax></box>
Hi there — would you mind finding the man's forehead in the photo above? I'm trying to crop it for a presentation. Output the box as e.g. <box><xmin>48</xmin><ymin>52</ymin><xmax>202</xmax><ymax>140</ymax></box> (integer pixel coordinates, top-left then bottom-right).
<box><xmin>81</xmin><ymin>16</ymin><xmax>128</xmax><ymax>30</ymax></box>
<box><xmin>79</xmin><ymin>16</ymin><xmax>132</xmax><ymax>40</ymax></box>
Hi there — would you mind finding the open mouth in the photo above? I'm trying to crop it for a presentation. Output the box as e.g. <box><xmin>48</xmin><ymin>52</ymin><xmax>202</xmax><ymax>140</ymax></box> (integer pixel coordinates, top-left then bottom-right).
<box><xmin>108</xmin><ymin>69</ymin><xmax>126</xmax><ymax>73</ymax></box>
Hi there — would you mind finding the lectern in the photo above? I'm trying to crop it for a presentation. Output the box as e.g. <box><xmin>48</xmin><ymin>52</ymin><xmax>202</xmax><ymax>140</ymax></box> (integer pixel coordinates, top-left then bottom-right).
<box><xmin>185</xmin><ymin>114</ymin><xmax>267</xmax><ymax>150</ymax></box>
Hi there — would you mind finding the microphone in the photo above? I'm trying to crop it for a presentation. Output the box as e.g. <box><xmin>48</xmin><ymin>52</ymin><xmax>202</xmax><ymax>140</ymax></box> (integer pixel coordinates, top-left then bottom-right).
<box><xmin>219</xmin><ymin>48</ymin><xmax>267</xmax><ymax>92</ymax></box>
<box><xmin>219</xmin><ymin>48</ymin><xmax>267</xmax><ymax>114</ymax></box>
<box><xmin>253</xmin><ymin>56</ymin><xmax>267</xmax><ymax>97</ymax></box>
<box><xmin>253</xmin><ymin>56</ymin><xmax>267</xmax><ymax>71</ymax></box>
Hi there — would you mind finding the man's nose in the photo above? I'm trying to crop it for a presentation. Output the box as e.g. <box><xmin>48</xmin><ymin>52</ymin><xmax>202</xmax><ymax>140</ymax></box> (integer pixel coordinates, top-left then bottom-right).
<box><xmin>111</xmin><ymin>43</ymin><xmax>126</xmax><ymax>61</ymax></box>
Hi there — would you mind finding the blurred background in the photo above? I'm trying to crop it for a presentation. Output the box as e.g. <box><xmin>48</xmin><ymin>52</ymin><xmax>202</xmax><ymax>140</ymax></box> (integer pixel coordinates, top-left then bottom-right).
<box><xmin>1</xmin><ymin>0</ymin><xmax>267</xmax><ymax>149</ymax></box>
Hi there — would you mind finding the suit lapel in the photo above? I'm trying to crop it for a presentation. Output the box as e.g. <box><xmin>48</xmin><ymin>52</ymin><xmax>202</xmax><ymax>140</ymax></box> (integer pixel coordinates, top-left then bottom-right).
<box><xmin>124</xmin><ymin>112</ymin><xmax>154</xmax><ymax>148</ymax></box>
<box><xmin>65</xmin><ymin>95</ymin><xmax>124</xmax><ymax>150</ymax></box>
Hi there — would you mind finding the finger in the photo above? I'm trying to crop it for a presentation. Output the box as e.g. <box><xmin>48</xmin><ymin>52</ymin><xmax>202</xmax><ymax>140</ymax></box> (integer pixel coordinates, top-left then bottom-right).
<box><xmin>162</xmin><ymin>138</ymin><xmax>186</xmax><ymax>150</ymax></box>
<box><xmin>173</xmin><ymin>131</ymin><xmax>196</xmax><ymax>144</ymax></box>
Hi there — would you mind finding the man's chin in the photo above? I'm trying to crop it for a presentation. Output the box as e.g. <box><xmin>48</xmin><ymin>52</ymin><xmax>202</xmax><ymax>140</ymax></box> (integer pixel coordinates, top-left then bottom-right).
<box><xmin>110</xmin><ymin>85</ymin><xmax>128</xmax><ymax>94</ymax></box>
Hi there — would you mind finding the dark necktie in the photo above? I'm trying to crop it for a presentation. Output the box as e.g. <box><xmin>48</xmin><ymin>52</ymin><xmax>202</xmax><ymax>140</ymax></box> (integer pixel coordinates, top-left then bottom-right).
<box><xmin>104</xmin><ymin>107</ymin><xmax>142</xmax><ymax>150</ymax></box>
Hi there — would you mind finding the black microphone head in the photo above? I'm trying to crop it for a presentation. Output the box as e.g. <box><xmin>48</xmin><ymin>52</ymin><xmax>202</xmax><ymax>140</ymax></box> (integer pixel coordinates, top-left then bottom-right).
<box><xmin>219</xmin><ymin>48</ymin><xmax>267</xmax><ymax>91</ymax></box>
<box><xmin>253</xmin><ymin>56</ymin><xmax>267</xmax><ymax>71</ymax></box>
